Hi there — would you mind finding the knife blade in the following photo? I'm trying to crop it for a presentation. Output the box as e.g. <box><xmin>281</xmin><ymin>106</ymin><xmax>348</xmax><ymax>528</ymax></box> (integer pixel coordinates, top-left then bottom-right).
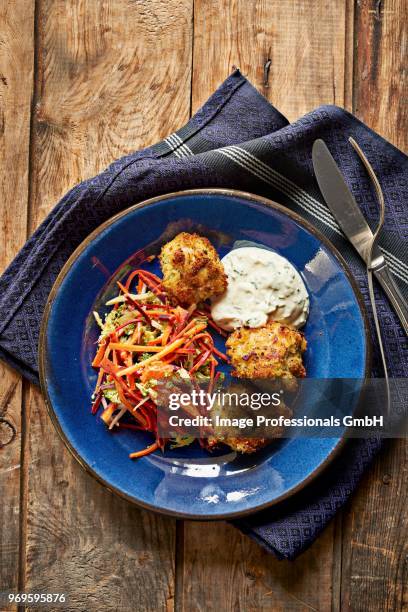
<box><xmin>312</xmin><ymin>139</ymin><xmax>384</xmax><ymax>266</ymax></box>
<box><xmin>312</xmin><ymin>138</ymin><xmax>408</xmax><ymax>335</ymax></box>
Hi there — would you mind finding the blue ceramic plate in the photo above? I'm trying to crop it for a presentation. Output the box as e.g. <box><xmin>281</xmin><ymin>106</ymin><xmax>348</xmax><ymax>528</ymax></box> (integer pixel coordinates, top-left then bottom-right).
<box><xmin>40</xmin><ymin>189</ymin><xmax>370</xmax><ymax>519</ymax></box>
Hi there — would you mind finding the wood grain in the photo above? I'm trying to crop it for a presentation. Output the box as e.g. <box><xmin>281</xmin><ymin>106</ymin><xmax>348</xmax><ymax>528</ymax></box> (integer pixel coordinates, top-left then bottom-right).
<box><xmin>341</xmin><ymin>2</ymin><xmax>408</xmax><ymax>610</ymax></box>
<box><xmin>192</xmin><ymin>0</ymin><xmax>350</xmax><ymax>120</ymax></box>
<box><xmin>22</xmin><ymin>1</ymin><xmax>193</xmax><ymax>609</ymax></box>
<box><xmin>30</xmin><ymin>0</ymin><xmax>194</xmax><ymax>221</ymax></box>
<box><xmin>340</xmin><ymin>442</ymin><xmax>408</xmax><ymax>612</ymax></box>
<box><xmin>0</xmin><ymin>1</ymin><xmax>34</xmax><ymax>607</ymax></box>
<box><xmin>25</xmin><ymin>387</ymin><xmax>176</xmax><ymax>611</ymax></box>
<box><xmin>179</xmin><ymin>521</ymin><xmax>338</xmax><ymax>612</ymax></box>
<box><xmin>354</xmin><ymin>0</ymin><xmax>408</xmax><ymax>151</ymax></box>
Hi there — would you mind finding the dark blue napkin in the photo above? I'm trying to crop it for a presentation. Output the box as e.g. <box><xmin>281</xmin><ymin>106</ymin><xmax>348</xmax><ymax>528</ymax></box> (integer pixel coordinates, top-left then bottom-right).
<box><xmin>1</xmin><ymin>70</ymin><xmax>406</xmax><ymax>559</ymax></box>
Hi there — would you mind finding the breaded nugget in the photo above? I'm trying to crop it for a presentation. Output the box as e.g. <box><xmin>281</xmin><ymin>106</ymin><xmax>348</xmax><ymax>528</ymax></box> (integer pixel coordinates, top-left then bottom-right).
<box><xmin>226</xmin><ymin>321</ymin><xmax>307</xmax><ymax>381</ymax></box>
<box><xmin>206</xmin><ymin>401</ymin><xmax>293</xmax><ymax>454</ymax></box>
<box><xmin>159</xmin><ymin>232</ymin><xmax>227</xmax><ymax>306</ymax></box>
<box><xmin>205</xmin><ymin>384</ymin><xmax>293</xmax><ymax>454</ymax></box>
<box><xmin>206</xmin><ymin>436</ymin><xmax>268</xmax><ymax>454</ymax></box>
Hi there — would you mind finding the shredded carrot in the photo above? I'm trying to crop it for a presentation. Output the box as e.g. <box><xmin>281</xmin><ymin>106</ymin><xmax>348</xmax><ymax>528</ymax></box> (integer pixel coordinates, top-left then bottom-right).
<box><xmin>92</xmin><ymin>339</ymin><xmax>107</xmax><ymax>367</ymax></box>
<box><xmin>129</xmin><ymin>441</ymin><xmax>159</xmax><ymax>459</ymax></box>
<box><xmin>136</xmin><ymin>269</ymin><xmax>163</xmax><ymax>285</ymax></box>
<box><xmin>208</xmin><ymin>360</ymin><xmax>216</xmax><ymax>395</ymax></box>
<box><xmin>196</xmin><ymin>336</ymin><xmax>228</xmax><ymax>362</ymax></box>
<box><xmin>92</xmin><ymin>262</ymin><xmax>227</xmax><ymax>460</ymax></box>
<box><xmin>183</xmin><ymin>323</ymin><xmax>208</xmax><ymax>338</ymax></box>
<box><xmin>125</xmin><ymin>270</ymin><xmax>140</xmax><ymax>292</ymax></box>
<box><xmin>161</xmin><ymin>326</ymin><xmax>172</xmax><ymax>346</ymax></box>
<box><xmin>130</xmin><ymin>322</ymin><xmax>141</xmax><ymax>344</ymax></box>
<box><xmin>147</xmin><ymin>335</ymin><xmax>166</xmax><ymax>346</ymax></box>
<box><xmin>110</xmin><ymin>343</ymin><xmax>167</xmax><ymax>353</ymax></box>
<box><xmin>195</xmin><ymin>309</ymin><xmax>227</xmax><ymax>336</ymax></box>
<box><xmin>127</xmin><ymin>373</ymin><xmax>135</xmax><ymax>389</ymax></box>
<box><xmin>206</xmin><ymin>318</ymin><xmax>228</xmax><ymax>337</ymax></box>
<box><xmin>100</xmin><ymin>359</ymin><xmax>142</xmax><ymax>402</ymax></box>
<box><xmin>117</xmin><ymin>281</ymin><xmax>152</xmax><ymax>325</ymax></box>
<box><xmin>100</xmin><ymin>403</ymin><xmax>116</xmax><ymax>424</ymax></box>
<box><xmin>140</xmin><ymin>363</ymin><xmax>175</xmax><ymax>382</ymax></box>
<box><xmin>211</xmin><ymin>345</ymin><xmax>229</xmax><ymax>362</ymax></box>
<box><xmin>104</xmin><ymin>343</ymin><xmax>112</xmax><ymax>361</ymax></box>
<box><xmin>91</xmin><ymin>391</ymin><xmax>103</xmax><ymax>414</ymax></box>
<box><xmin>189</xmin><ymin>349</ymin><xmax>211</xmax><ymax>374</ymax></box>
<box><xmin>171</xmin><ymin>319</ymin><xmax>197</xmax><ymax>340</ymax></box>
<box><xmin>94</xmin><ymin>367</ymin><xmax>105</xmax><ymax>395</ymax></box>
<box><xmin>185</xmin><ymin>332</ymin><xmax>213</xmax><ymax>349</ymax></box>
<box><xmin>117</xmin><ymin>337</ymin><xmax>186</xmax><ymax>376</ymax></box>
<box><xmin>111</xmin><ymin>318</ymin><xmax>140</xmax><ymax>336</ymax></box>
<box><xmin>137</xmin><ymin>271</ymin><xmax>163</xmax><ymax>294</ymax></box>
<box><xmin>110</xmin><ymin>342</ymin><xmax>193</xmax><ymax>355</ymax></box>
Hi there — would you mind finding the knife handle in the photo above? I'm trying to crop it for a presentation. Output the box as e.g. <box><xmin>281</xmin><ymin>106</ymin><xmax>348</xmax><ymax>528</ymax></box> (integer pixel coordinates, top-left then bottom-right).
<box><xmin>374</xmin><ymin>264</ymin><xmax>408</xmax><ymax>335</ymax></box>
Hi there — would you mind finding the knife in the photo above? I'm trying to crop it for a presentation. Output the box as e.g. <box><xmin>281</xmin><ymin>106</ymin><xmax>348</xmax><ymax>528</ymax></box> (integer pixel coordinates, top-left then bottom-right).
<box><xmin>312</xmin><ymin>139</ymin><xmax>408</xmax><ymax>335</ymax></box>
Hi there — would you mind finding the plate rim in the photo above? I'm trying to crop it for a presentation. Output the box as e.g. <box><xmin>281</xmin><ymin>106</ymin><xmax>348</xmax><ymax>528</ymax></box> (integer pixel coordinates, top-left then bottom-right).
<box><xmin>39</xmin><ymin>187</ymin><xmax>372</xmax><ymax>520</ymax></box>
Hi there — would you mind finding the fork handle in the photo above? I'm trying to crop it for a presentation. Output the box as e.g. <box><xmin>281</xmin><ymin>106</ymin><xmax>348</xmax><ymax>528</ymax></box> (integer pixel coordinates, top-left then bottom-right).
<box><xmin>374</xmin><ymin>264</ymin><xmax>408</xmax><ymax>335</ymax></box>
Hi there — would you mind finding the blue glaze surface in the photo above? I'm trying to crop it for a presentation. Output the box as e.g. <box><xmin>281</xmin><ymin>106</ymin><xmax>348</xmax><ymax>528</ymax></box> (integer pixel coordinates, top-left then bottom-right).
<box><xmin>41</xmin><ymin>191</ymin><xmax>369</xmax><ymax>518</ymax></box>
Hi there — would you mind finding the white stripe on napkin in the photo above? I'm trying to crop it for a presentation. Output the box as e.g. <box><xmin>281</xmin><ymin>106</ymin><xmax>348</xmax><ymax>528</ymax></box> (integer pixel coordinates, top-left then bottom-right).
<box><xmin>216</xmin><ymin>145</ymin><xmax>408</xmax><ymax>285</ymax></box>
<box><xmin>165</xmin><ymin>133</ymin><xmax>193</xmax><ymax>158</ymax></box>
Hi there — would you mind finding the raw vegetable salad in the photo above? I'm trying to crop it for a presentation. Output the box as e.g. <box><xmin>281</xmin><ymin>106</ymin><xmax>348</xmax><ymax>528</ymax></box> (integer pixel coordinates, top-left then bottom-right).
<box><xmin>91</xmin><ymin>265</ymin><xmax>228</xmax><ymax>458</ymax></box>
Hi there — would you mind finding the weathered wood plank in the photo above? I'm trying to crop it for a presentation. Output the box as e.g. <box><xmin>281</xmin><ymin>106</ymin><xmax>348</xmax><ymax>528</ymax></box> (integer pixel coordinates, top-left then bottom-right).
<box><xmin>0</xmin><ymin>2</ymin><xmax>34</xmax><ymax>608</ymax></box>
<box><xmin>184</xmin><ymin>2</ymin><xmax>352</xmax><ymax>611</ymax></box>
<box><xmin>353</xmin><ymin>0</ymin><xmax>407</xmax><ymax>151</ymax></box>
<box><xmin>341</xmin><ymin>2</ymin><xmax>408</xmax><ymax>610</ymax></box>
<box><xmin>0</xmin><ymin>370</ymin><xmax>23</xmax><ymax>612</ymax></box>
<box><xmin>340</xmin><ymin>441</ymin><xmax>408</xmax><ymax>612</ymax></box>
<box><xmin>192</xmin><ymin>0</ymin><xmax>349</xmax><ymax>121</ymax></box>
<box><xmin>25</xmin><ymin>387</ymin><xmax>176</xmax><ymax>611</ymax></box>
<box><xmin>180</xmin><ymin>521</ymin><xmax>337</xmax><ymax>612</ymax></box>
<box><xmin>23</xmin><ymin>1</ymin><xmax>193</xmax><ymax>609</ymax></box>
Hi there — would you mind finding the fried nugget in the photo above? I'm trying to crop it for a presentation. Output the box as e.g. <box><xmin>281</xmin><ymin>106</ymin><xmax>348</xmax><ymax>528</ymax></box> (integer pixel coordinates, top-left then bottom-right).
<box><xmin>159</xmin><ymin>232</ymin><xmax>227</xmax><ymax>306</ymax></box>
<box><xmin>206</xmin><ymin>436</ymin><xmax>268</xmax><ymax>454</ymax></box>
<box><xmin>205</xmin><ymin>382</ymin><xmax>293</xmax><ymax>454</ymax></box>
<box><xmin>206</xmin><ymin>401</ymin><xmax>293</xmax><ymax>454</ymax></box>
<box><xmin>226</xmin><ymin>321</ymin><xmax>307</xmax><ymax>382</ymax></box>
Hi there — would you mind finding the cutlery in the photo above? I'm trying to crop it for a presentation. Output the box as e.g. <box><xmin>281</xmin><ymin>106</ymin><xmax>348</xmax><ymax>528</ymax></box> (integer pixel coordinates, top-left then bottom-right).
<box><xmin>347</xmin><ymin>137</ymin><xmax>390</xmax><ymax>411</ymax></box>
<box><xmin>312</xmin><ymin>138</ymin><xmax>408</xmax><ymax>336</ymax></box>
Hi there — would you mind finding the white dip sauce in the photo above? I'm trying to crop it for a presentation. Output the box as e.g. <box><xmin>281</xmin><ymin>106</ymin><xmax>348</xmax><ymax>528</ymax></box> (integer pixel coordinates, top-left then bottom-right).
<box><xmin>211</xmin><ymin>247</ymin><xmax>309</xmax><ymax>331</ymax></box>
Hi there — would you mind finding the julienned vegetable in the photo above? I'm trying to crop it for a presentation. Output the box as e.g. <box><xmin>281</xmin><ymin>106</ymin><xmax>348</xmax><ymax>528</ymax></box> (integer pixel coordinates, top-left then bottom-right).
<box><xmin>91</xmin><ymin>266</ymin><xmax>228</xmax><ymax>459</ymax></box>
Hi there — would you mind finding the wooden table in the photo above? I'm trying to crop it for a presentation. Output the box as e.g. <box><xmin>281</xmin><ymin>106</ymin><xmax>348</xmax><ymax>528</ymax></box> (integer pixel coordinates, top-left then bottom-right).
<box><xmin>1</xmin><ymin>1</ymin><xmax>406</xmax><ymax>610</ymax></box>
